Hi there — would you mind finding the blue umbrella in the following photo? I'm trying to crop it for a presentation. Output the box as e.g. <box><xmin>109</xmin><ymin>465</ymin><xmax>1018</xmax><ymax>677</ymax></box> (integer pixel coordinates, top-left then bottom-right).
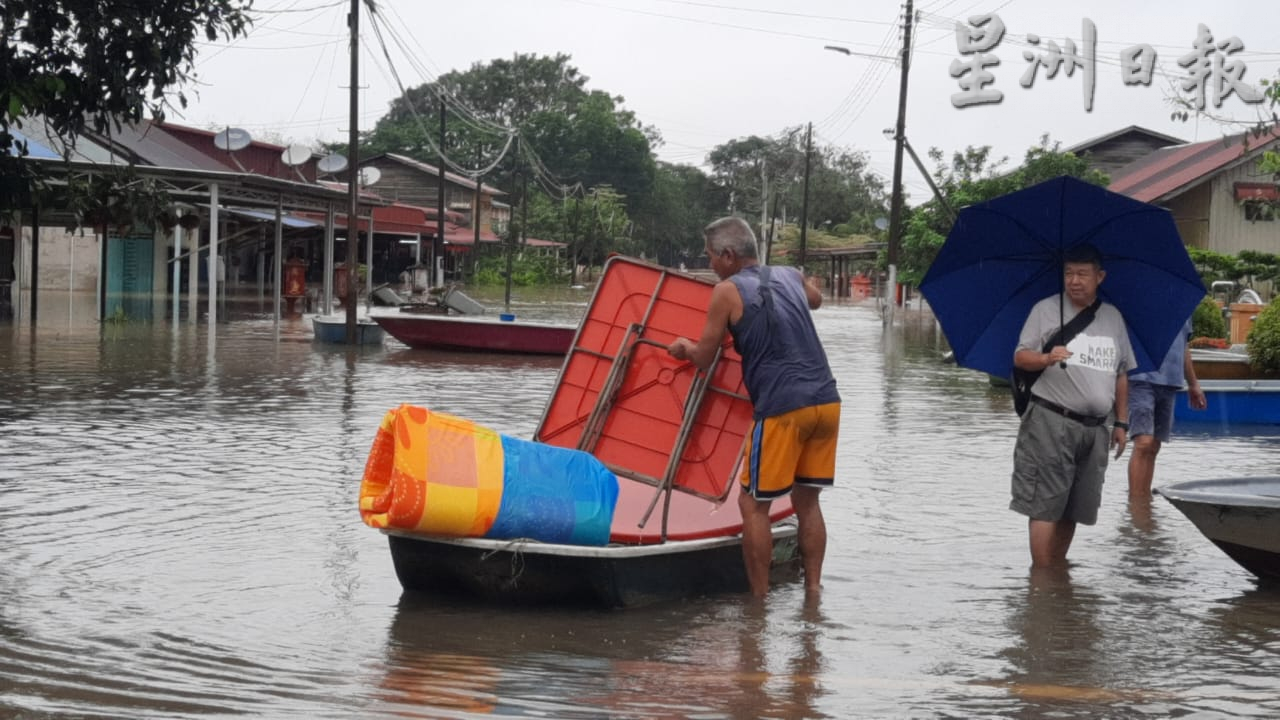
<box><xmin>919</xmin><ymin>175</ymin><xmax>1205</xmax><ymax>378</ymax></box>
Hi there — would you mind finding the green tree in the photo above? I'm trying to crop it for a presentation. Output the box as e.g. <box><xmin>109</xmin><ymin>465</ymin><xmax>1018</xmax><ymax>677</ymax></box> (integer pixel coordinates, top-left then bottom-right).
<box><xmin>898</xmin><ymin>136</ymin><xmax>1109</xmax><ymax>285</ymax></box>
<box><xmin>630</xmin><ymin>162</ymin><xmax>726</xmax><ymax>266</ymax></box>
<box><xmin>525</xmin><ymin>186</ymin><xmax>632</xmax><ymax>283</ymax></box>
<box><xmin>795</xmin><ymin>146</ymin><xmax>887</xmax><ymax>234</ymax></box>
<box><xmin>707</xmin><ymin>128</ymin><xmax>887</xmax><ymax>243</ymax></box>
<box><xmin>1</xmin><ymin>1</ymin><xmax>253</xmax><ymax>209</ymax></box>
<box><xmin>360</xmin><ymin>53</ymin><xmax>655</xmax><ymax>208</ymax></box>
<box><xmin>707</xmin><ymin>134</ymin><xmax>797</xmax><ymax>227</ymax></box>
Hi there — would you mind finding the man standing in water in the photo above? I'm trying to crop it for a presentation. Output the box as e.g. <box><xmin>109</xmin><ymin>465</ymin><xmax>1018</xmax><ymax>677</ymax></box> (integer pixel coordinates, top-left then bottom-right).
<box><xmin>1011</xmin><ymin>244</ymin><xmax>1133</xmax><ymax>567</ymax></box>
<box><xmin>668</xmin><ymin>217</ymin><xmax>840</xmax><ymax>597</ymax></box>
<box><xmin>1127</xmin><ymin>318</ymin><xmax>1206</xmax><ymax>499</ymax></box>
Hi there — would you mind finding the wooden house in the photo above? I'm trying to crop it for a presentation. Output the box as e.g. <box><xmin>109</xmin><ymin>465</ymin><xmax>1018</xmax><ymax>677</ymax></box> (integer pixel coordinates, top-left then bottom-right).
<box><xmin>1066</xmin><ymin>125</ymin><xmax>1187</xmax><ymax>178</ymax></box>
<box><xmin>352</xmin><ymin>153</ymin><xmax>506</xmax><ymax>235</ymax></box>
<box><xmin>1108</xmin><ymin>125</ymin><xmax>1280</xmax><ymax>254</ymax></box>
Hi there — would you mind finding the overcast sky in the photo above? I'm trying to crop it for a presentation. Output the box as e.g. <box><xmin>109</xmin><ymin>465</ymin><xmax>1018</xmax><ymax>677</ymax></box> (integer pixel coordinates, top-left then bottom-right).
<box><xmin>179</xmin><ymin>0</ymin><xmax>1280</xmax><ymax>203</ymax></box>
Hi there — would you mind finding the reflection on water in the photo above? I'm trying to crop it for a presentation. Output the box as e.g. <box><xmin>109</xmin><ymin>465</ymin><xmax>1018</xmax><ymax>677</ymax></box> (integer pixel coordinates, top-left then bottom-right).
<box><xmin>0</xmin><ymin>291</ymin><xmax>1278</xmax><ymax>718</ymax></box>
<box><xmin>375</xmin><ymin>592</ymin><xmax>832</xmax><ymax>719</ymax></box>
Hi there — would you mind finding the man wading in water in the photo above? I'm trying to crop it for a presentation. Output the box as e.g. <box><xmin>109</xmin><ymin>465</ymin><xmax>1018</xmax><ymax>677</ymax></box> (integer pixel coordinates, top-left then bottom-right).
<box><xmin>1010</xmin><ymin>244</ymin><xmax>1134</xmax><ymax>567</ymax></box>
<box><xmin>668</xmin><ymin>217</ymin><xmax>841</xmax><ymax>597</ymax></box>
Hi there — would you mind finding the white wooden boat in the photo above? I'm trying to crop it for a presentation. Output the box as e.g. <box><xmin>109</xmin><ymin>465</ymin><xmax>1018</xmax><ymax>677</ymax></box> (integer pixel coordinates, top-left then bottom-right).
<box><xmin>1157</xmin><ymin>477</ymin><xmax>1280</xmax><ymax>582</ymax></box>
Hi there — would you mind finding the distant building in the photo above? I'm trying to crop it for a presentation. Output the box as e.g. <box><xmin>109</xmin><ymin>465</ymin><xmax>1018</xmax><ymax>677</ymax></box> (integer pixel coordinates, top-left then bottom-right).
<box><xmin>1066</xmin><ymin>125</ymin><xmax>1187</xmax><ymax>178</ymax></box>
<box><xmin>352</xmin><ymin>153</ymin><xmax>506</xmax><ymax>235</ymax></box>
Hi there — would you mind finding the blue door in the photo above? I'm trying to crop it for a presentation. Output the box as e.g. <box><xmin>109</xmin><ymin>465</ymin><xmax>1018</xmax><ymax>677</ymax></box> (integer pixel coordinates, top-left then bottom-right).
<box><xmin>104</xmin><ymin>234</ymin><xmax>154</xmax><ymax>321</ymax></box>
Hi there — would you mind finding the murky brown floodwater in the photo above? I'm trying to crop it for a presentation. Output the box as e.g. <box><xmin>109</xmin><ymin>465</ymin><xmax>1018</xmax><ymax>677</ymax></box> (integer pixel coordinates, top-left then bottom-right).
<box><xmin>0</xmin><ymin>284</ymin><xmax>1277</xmax><ymax>719</ymax></box>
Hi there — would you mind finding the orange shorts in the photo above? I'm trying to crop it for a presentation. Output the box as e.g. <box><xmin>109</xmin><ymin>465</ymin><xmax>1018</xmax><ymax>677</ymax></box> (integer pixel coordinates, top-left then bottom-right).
<box><xmin>742</xmin><ymin>402</ymin><xmax>841</xmax><ymax>499</ymax></box>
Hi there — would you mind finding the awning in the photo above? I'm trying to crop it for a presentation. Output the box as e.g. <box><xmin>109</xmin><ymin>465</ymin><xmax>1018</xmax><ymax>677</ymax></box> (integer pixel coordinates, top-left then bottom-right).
<box><xmin>224</xmin><ymin>207</ymin><xmax>322</xmax><ymax>229</ymax></box>
<box><xmin>7</xmin><ymin>129</ymin><xmax>62</xmax><ymax>159</ymax></box>
<box><xmin>293</xmin><ymin>203</ymin><xmax>501</xmax><ymax>245</ymax></box>
<box><xmin>1234</xmin><ymin>182</ymin><xmax>1279</xmax><ymax>202</ymax></box>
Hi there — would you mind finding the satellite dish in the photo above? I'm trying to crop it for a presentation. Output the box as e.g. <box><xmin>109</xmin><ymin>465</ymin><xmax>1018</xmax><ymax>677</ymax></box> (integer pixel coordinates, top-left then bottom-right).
<box><xmin>316</xmin><ymin>153</ymin><xmax>348</xmax><ymax>175</ymax></box>
<box><xmin>874</xmin><ymin>216</ymin><xmax>889</xmax><ymax>231</ymax></box>
<box><xmin>358</xmin><ymin>166</ymin><xmax>382</xmax><ymax>187</ymax></box>
<box><xmin>281</xmin><ymin>144</ymin><xmax>311</xmax><ymax>167</ymax></box>
<box><xmin>213</xmin><ymin>127</ymin><xmax>252</xmax><ymax>152</ymax></box>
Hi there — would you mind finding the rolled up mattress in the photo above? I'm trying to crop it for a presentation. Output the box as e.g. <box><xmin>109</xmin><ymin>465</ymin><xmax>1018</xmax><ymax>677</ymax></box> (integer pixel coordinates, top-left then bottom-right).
<box><xmin>359</xmin><ymin>404</ymin><xmax>618</xmax><ymax>546</ymax></box>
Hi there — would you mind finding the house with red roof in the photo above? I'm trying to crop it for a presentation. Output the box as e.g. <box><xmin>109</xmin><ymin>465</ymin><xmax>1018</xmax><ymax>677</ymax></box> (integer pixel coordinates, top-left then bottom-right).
<box><xmin>1067</xmin><ymin>125</ymin><xmax>1188</xmax><ymax>178</ymax></box>
<box><xmin>1107</xmin><ymin>125</ymin><xmax>1280</xmax><ymax>255</ymax></box>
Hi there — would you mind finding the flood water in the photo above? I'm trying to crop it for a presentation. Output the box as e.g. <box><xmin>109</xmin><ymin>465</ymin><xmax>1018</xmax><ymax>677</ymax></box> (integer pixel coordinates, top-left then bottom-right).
<box><xmin>1</xmin><ymin>285</ymin><xmax>1277</xmax><ymax>719</ymax></box>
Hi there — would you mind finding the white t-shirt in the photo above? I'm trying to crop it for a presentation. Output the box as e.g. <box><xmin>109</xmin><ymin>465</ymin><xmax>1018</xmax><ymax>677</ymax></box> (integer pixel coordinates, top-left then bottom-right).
<box><xmin>1017</xmin><ymin>295</ymin><xmax>1134</xmax><ymax>417</ymax></box>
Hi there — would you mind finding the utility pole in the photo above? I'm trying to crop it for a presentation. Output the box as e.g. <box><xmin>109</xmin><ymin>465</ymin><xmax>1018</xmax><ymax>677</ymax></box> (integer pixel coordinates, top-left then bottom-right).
<box><xmin>886</xmin><ymin>0</ymin><xmax>913</xmax><ymax>326</ymax></box>
<box><xmin>759</xmin><ymin>158</ymin><xmax>768</xmax><ymax>261</ymax></box>
<box><xmin>504</xmin><ymin>135</ymin><xmax>519</xmax><ymax>312</ymax></box>
<box><xmin>799</xmin><ymin>122</ymin><xmax>812</xmax><ymax>270</ymax></box>
<box><xmin>344</xmin><ymin>0</ymin><xmax>360</xmax><ymax>343</ymax></box>
<box><xmin>437</xmin><ymin>94</ymin><xmax>447</xmax><ymax>287</ymax></box>
<box><xmin>473</xmin><ymin>143</ymin><xmax>481</xmax><ymax>249</ymax></box>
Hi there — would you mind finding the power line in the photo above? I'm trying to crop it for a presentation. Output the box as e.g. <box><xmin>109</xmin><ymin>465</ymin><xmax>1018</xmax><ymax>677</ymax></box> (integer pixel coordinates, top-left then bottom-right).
<box><xmin>363</xmin><ymin>8</ymin><xmax>516</xmax><ymax>177</ymax></box>
<box><xmin>286</xmin><ymin>6</ymin><xmax>344</xmax><ymax>130</ymax></box>
<box><xmin>250</xmin><ymin>0</ymin><xmax>346</xmax><ymax>14</ymax></box>
<box><xmin>559</xmin><ymin>0</ymin><xmax>898</xmax><ymax>53</ymax></box>
<box><xmin>375</xmin><ymin>3</ymin><xmax>514</xmax><ymax>136</ymax></box>
<box><xmin>638</xmin><ymin>0</ymin><xmax>896</xmax><ymax>26</ymax></box>
<box><xmin>813</xmin><ymin>15</ymin><xmax>902</xmax><ymax>137</ymax></box>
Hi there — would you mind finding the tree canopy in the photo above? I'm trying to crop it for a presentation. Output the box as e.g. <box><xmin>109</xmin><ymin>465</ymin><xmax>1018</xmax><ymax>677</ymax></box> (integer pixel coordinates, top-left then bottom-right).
<box><xmin>1</xmin><ymin>0</ymin><xmax>253</xmax><ymax>211</ymax></box>
<box><xmin>363</xmin><ymin>54</ymin><xmax>888</xmax><ymax>274</ymax></box>
<box><xmin>361</xmin><ymin>53</ymin><xmax>656</xmax><ymax>204</ymax></box>
<box><xmin>2</xmin><ymin>0</ymin><xmax>252</xmax><ymax>154</ymax></box>
<box><xmin>706</xmin><ymin>127</ymin><xmax>887</xmax><ymax>249</ymax></box>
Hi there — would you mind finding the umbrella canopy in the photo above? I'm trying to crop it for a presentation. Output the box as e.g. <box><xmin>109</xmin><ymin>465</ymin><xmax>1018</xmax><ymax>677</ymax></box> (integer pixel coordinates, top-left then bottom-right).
<box><xmin>919</xmin><ymin>175</ymin><xmax>1205</xmax><ymax>379</ymax></box>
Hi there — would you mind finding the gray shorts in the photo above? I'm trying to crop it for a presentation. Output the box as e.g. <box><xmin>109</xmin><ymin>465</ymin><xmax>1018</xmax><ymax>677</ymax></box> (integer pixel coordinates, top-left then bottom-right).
<box><xmin>1010</xmin><ymin>400</ymin><xmax>1110</xmax><ymax>525</ymax></box>
<box><xmin>1129</xmin><ymin>381</ymin><xmax>1177</xmax><ymax>442</ymax></box>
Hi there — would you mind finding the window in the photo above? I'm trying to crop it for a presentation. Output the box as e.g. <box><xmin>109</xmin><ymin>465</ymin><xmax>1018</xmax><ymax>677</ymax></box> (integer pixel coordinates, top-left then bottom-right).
<box><xmin>1243</xmin><ymin>200</ymin><xmax>1276</xmax><ymax>222</ymax></box>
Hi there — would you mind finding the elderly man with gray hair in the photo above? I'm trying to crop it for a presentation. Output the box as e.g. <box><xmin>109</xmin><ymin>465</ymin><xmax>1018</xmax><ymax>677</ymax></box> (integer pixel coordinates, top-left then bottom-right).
<box><xmin>668</xmin><ymin>216</ymin><xmax>841</xmax><ymax>598</ymax></box>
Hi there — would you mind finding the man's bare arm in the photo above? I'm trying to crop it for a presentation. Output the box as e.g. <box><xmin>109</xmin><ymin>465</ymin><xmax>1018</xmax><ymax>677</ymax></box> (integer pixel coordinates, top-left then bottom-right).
<box><xmin>668</xmin><ymin>281</ymin><xmax>737</xmax><ymax>370</ymax></box>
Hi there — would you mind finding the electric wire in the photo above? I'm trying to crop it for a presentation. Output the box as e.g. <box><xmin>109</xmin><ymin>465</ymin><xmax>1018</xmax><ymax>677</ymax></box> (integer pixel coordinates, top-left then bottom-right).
<box><xmin>375</xmin><ymin>4</ymin><xmax>517</xmax><ymax>136</ymax></box>
<box><xmin>559</xmin><ymin>0</ymin><xmax>896</xmax><ymax>54</ymax></box>
<box><xmin>363</xmin><ymin>8</ymin><xmax>515</xmax><ymax>177</ymax></box>
<box><xmin>639</xmin><ymin>0</ymin><xmax>896</xmax><ymax>26</ymax></box>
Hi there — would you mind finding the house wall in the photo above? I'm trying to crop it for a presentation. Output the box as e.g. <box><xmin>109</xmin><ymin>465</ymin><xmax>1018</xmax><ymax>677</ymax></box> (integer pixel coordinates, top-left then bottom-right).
<box><xmin>1165</xmin><ymin>183</ymin><xmax>1211</xmax><ymax>249</ymax></box>
<box><xmin>1208</xmin><ymin>164</ymin><xmax>1280</xmax><ymax>256</ymax></box>
<box><xmin>17</xmin><ymin>225</ymin><xmax>102</xmax><ymax>292</ymax></box>
<box><xmin>361</xmin><ymin>159</ymin><xmax>477</xmax><ymax>216</ymax></box>
<box><xmin>357</xmin><ymin>159</ymin><xmax>506</xmax><ymax>234</ymax></box>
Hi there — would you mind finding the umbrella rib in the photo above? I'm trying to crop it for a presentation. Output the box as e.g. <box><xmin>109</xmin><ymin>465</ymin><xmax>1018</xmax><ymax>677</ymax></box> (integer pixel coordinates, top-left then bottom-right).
<box><xmin>964</xmin><ymin>207</ymin><xmax>1059</xmax><ymax>255</ymax></box>
<box><xmin>1077</xmin><ymin>207</ymin><xmax>1169</xmax><ymax>253</ymax></box>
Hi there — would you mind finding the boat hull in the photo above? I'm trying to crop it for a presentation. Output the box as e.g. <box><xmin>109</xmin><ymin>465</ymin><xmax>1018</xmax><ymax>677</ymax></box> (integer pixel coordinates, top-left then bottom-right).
<box><xmin>374</xmin><ymin>314</ymin><xmax>574</xmax><ymax>355</ymax></box>
<box><xmin>312</xmin><ymin>316</ymin><xmax>385</xmax><ymax>345</ymax></box>
<box><xmin>385</xmin><ymin>523</ymin><xmax>800</xmax><ymax>608</ymax></box>
<box><xmin>1190</xmin><ymin>348</ymin><xmax>1259</xmax><ymax>380</ymax></box>
<box><xmin>1156</xmin><ymin>477</ymin><xmax>1280</xmax><ymax>581</ymax></box>
<box><xmin>1176</xmin><ymin>379</ymin><xmax>1280</xmax><ymax>425</ymax></box>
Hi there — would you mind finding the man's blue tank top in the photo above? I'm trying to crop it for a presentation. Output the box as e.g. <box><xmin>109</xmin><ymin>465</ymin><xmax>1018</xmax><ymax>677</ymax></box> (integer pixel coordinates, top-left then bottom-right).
<box><xmin>728</xmin><ymin>264</ymin><xmax>840</xmax><ymax>420</ymax></box>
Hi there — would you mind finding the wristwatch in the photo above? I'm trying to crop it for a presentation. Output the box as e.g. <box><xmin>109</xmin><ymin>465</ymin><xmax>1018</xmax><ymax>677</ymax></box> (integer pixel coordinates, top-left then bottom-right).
<box><xmin>1113</xmin><ymin>420</ymin><xmax>1130</xmax><ymax>431</ymax></box>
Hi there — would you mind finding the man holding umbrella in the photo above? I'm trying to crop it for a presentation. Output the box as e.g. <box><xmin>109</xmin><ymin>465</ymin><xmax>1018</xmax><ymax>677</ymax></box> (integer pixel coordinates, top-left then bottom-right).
<box><xmin>921</xmin><ymin>177</ymin><xmax>1208</xmax><ymax>569</ymax></box>
<box><xmin>1010</xmin><ymin>243</ymin><xmax>1135</xmax><ymax>567</ymax></box>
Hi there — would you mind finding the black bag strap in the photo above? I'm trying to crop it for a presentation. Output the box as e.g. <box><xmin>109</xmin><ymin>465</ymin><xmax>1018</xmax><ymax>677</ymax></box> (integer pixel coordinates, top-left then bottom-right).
<box><xmin>757</xmin><ymin>265</ymin><xmax>776</xmax><ymax>335</ymax></box>
<box><xmin>1041</xmin><ymin>296</ymin><xmax>1102</xmax><ymax>353</ymax></box>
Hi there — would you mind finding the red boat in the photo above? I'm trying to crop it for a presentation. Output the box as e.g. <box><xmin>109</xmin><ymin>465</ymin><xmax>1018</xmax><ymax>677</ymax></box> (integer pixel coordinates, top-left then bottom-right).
<box><xmin>372</xmin><ymin>313</ymin><xmax>577</xmax><ymax>355</ymax></box>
